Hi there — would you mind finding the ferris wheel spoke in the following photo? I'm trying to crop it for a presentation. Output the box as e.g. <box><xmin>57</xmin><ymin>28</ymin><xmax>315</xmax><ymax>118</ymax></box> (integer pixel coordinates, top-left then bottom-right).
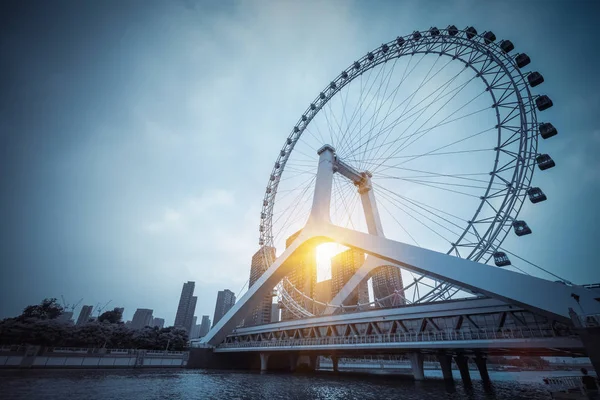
<box><xmin>390</xmin><ymin>90</ymin><xmax>489</xmax><ymax>161</ymax></box>
<box><xmin>339</xmin><ymin>53</ymin><xmax>430</xmax><ymax>159</ymax></box>
<box><xmin>344</xmin><ymin>67</ymin><xmax>475</xmax><ymax>163</ymax></box>
<box><xmin>375</xmin><ymin>186</ymin><xmax>480</xmax><ymax>242</ymax></box>
<box><xmin>379</xmin><ymin>127</ymin><xmax>496</xmax><ymax>171</ymax></box>
<box><xmin>337</xmin><ymin>63</ymin><xmax>383</xmax><ymax>153</ymax></box>
<box><xmin>370</xmin><ymin>79</ymin><xmax>484</xmax><ymax>173</ymax></box>
<box><xmin>340</xmin><ymin>52</ymin><xmax>423</xmax><ymax>159</ymax></box>
<box><xmin>359</xmin><ymin>58</ymin><xmax>471</xmax><ymax>161</ymax></box>
<box><xmin>377</xmin><ymin>196</ymin><xmax>420</xmax><ymax>246</ymax></box>
<box><xmin>337</xmin><ymin>58</ymin><xmax>393</xmax><ymax>158</ymax></box>
<box><xmin>376</xmin><ymin>187</ymin><xmax>467</xmax><ymax>239</ymax></box>
<box><xmin>376</xmin><ymin>189</ymin><xmax>455</xmax><ymax>245</ymax></box>
<box><xmin>355</xmin><ymin>58</ymin><xmax>401</xmax><ymax>170</ymax></box>
<box><xmin>272</xmin><ymin>184</ymin><xmax>315</xmax><ymax>242</ymax></box>
<box><xmin>370</xmin><ymin>167</ymin><xmax>505</xmax><ymax>194</ymax></box>
<box><xmin>373</xmin><ymin>183</ymin><xmax>470</xmax><ymax>224</ymax></box>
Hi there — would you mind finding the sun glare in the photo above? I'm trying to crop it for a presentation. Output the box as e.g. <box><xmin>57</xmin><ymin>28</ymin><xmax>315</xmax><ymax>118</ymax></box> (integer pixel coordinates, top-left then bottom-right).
<box><xmin>315</xmin><ymin>243</ymin><xmax>348</xmax><ymax>282</ymax></box>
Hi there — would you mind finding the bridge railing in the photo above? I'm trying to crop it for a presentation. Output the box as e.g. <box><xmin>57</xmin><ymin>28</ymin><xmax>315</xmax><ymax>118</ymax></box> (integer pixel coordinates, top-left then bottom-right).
<box><xmin>218</xmin><ymin>327</ymin><xmax>562</xmax><ymax>349</ymax></box>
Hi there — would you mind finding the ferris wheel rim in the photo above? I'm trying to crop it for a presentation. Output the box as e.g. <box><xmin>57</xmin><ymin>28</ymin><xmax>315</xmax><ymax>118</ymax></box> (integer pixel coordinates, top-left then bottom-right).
<box><xmin>259</xmin><ymin>25</ymin><xmax>540</xmax><ymax>267</ymax></box>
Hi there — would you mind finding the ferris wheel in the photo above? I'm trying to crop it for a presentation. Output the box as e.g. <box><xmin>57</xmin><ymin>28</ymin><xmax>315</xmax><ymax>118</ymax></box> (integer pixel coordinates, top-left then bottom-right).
<box><xmin>257</xmin><ymin>25</ymin><xmax>559</xmax><ymax>319</ymax></box>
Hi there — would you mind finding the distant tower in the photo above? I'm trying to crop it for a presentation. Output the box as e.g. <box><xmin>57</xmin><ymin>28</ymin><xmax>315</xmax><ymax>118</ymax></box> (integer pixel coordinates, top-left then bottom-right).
<box><xmin>247</xmin><ymin>246</ymin><xmax>276</xmax><ymax>326</ymax></box>
<box><xmin>371</xmin><ymin>266</ymin><xmax>405</xmax><ymax>306</ymax></box>
<box><xmin>270</xmin><ymin>303</ymin><xmax>280</xmax><ymax>323</ymax></box>
<box><xmin>174</xmin><ymin>281</ymin><xmax>197</xmax><ymax>333</ymax></box>
<box><xmin>76</xmin><ymin>305</ymin><xmax>93</xmax><ymax>326</ymax></box>
<box><xmin>131</xmin><ymin>308</ymin><xmax>153</xmax><ymax>330</ymax></box>
<box><xmin>331</xmin><ymin>248</ymin><xmax>369</xmax><ymax>306</ymax></box>
<box><xmin>199</xmin><ymin>315</ymin><xmax>211</xmax><ymax>337</ymax></box>
<box><xmin>281</xmin><ymin>230</ymin><xmax>317</xmax><ymax>321</ymax></box>
<box><xmin>314</xmin><ymin>278</ymin><xmax>332</xmax><ymax>314</ymax></box>
<box><xmin>151</xmin><ymin>317</ymin><xmax>165</xmax><ymax>329</ymax></box>
<box><xmin>212</xmin><ymin>289</ymin><xmax>236</xmax><ymax>327</ymax></box>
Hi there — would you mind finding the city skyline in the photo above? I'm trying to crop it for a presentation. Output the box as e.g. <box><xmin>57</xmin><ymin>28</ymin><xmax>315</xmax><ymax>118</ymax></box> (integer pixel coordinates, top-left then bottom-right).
<box><xmin>1</xmin><ymin>1</ymin><xmax>599</xmax><ymax>326</ymax></box>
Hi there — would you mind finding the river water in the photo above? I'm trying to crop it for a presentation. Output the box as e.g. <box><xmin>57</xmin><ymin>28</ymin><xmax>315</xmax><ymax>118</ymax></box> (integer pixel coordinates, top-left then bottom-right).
<box><xmin>1</xmin><ymin>368</ymin><xmax>579</xmax><ymax>399</ymax></box>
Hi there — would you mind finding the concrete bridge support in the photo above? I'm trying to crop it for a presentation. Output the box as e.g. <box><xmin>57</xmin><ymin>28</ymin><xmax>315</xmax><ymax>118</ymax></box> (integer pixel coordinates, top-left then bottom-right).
<box><xmin>331</xmin><ymin>356</ymin><xmax>339</xmax><ymax>372</ymax></box>
<box><xmin>474</xmin><ymin>354</ymin><xmax>491</xmax><ymax>384</ymax></box>
<box><xmin>409</xmin><ymin>352</ymin><xmax>425</xmax><ymax>381</ymax></box>
<box><xmin>289</xmin><ymin>354</ymin><xmax>298</xmax><ymax>372</ymax></box>
<box><xmin>436</xmin><ymin>353</ymin><xmax>454</xmax><ymax>383</ymax></box>
<box><xmin>309</xmin><ymin>355</ymin><xmax>318</xmax><ymax>371</ymax></box>
<box><xmin>454</xmin><ymin>354</ymin><xmax>472</xmax><ymax>386</ymax></box>
<box><xmin>260</xmin><ymin>353</ymin><xmax>270</xmax><ymax>372</ymax></box>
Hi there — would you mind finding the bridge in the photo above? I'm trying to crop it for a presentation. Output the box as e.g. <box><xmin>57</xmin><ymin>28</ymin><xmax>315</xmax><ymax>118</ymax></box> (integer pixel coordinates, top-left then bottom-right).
<box><xmin>190</xmin><ymin>26</ymin><xmax>600</xmax><ymax>385</ymax></box>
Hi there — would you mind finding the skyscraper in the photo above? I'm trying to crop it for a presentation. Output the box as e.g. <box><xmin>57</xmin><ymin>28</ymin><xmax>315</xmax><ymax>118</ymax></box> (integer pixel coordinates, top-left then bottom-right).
<box><xmin>314</xmin><ymin>278</ymin><xmax>332</xmax><ymax>314</ymax></box>
<box><xmin>151</xmin><ymin>317</ymin><xmax>165</xmax><ymax>329</ymax></box>
<box><xmin>190</xmin><ymin>323</ymin><xmax>201</xmax><ymax>339</ymax></box>
<box><xmin>270</xmin><ymin>303</ymin><xmax>280</xmax><ymax>323</ymax></box>
<box><xmin>212</xmin><ymin>289</ymin><xmax>236</xmax><ymax>327</ymax></box>
<box><xmin>247</xmin><ymin>246</ymin><xmax>276</xmax><ymax>326</ymax></box>
<box><xmin>131</xmin><ymin>308</ymin><xmax>153</xmax><ymax>330</ymax></box>
<box><xmin>76</xmin><ymin>305</ymin><xmax>93</xmax><ymax>326</ymax></box>
<box><xmin>371</xmin><ymin>265</ymin><xmax>405</xmax><ymax>307</ymax></box>
<box><xmin>331</xmin><ymin>248</ymin><xmax>369</xmax><ymax>306</ymax></box>
<box><xmin>174</xmin><ymin>281</ymin><xmax>197</xmax><ymax>333</ymax></box>
<box><xmin>199</xmin><ymin>315</ymin><xmax>211</xmax><ymax>337</ymax></box>
<box><xmin>281</xmin><ymin>230</ymin><xmax>317</xmax><ymax>321</ymax></box>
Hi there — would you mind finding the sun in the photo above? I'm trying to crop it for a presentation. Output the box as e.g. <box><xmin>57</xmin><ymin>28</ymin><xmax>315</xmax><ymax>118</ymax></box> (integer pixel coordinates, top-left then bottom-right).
<box><xmin>315</xmin><ymin>243</ymin><xmax>348</xmax><ymax>281</ymax></box>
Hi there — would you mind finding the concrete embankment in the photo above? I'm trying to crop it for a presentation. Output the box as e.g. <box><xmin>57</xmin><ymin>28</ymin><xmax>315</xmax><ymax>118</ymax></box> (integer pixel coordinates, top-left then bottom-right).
<box><xmin>0</xmin><ymin>345</ymin><xmax>188</xmax><ymax>369</ymax></box>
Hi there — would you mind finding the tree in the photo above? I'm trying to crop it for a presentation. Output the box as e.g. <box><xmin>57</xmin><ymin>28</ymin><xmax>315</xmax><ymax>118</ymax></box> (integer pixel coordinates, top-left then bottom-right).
<box><xmin>19</xmin><ymin>298</ymin><xmax>64</xmax><ymax>321</ymax></box>
<box><xmin>98</xmin><ymin>308</ymin><xmax>123</xmax><ymax>324</ymax></box>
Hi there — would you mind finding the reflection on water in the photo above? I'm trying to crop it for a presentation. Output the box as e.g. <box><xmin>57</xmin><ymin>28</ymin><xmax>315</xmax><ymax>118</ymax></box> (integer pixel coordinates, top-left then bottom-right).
<box><xmin>1</xmin><ymin>369</ymin><xmax>562</xmax><ymax>400</ymax></box>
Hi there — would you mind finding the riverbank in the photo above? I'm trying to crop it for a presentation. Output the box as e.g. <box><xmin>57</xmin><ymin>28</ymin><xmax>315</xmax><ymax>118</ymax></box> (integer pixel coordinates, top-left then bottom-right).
<box><xmin>0</xmin><ymin>345</ymin><xmax>188</xmax><ymax>369</ymax></box>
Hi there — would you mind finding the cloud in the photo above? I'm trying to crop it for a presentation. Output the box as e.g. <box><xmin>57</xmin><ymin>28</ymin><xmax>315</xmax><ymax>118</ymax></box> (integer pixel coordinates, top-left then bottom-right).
<box><xmin>143</xmin><ymin>189</ymin><xmax>235</xmax><ymax>234</ymax></box>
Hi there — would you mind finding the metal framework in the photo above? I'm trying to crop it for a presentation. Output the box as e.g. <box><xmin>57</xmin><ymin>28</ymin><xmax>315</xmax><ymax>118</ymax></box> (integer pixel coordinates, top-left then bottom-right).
<box><xmin>257</xmin><ymin>26</ymin><xmax>546</xmax><ymax>317</ymax></box>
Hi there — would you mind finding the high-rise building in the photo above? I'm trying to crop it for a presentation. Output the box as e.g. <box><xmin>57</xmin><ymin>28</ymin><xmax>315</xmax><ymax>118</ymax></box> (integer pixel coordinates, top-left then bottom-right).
<box><xmin>199</xmin><ymin>315</ymin><xmax>211</xmax><ymax>337</ymax></box>
<box><xmin>212</xmin><ymin>289</ymin><xmax>236</xmax><ymax>327</ymax></box>
<box><xmin>331</xmin><ymin>248</ymin><xmax>369</xmax><ymax>306</ymax></box>
<box><xmin>174</xmin><ymin>281</ymin><xmax>197</xmax><ymax>333</ymax></box>
<box><xmin>57</xmin><ymin>311</ymin><xmax>73</xmax><ymax>324</ymax></box>
<box><xmin>270</xmin><ymin>303</ymin><xmax>280</xmax><ymax>323</ymax></box>
<box><xmin>281</xmin><ymin>230</ymin><xmax>317</xmax><ymax>321</ymax></box>
<box><xmin>247</xmin><ymin>246</ymin><xmax>276</xmax><ymax>326</ymax></box>
<box><xmin>152</xmin><ymin>317</ymin><xmax>165</xmax><ymax>329</ymax></box>
<box><xmin>314</xmin><ymin>278</ymin><xmax>332</xmax><ymax>314</ymax></box>
<box><xmin>190</xmin><ymin>324</ymin><xmax>201</xmax><ymax>339</ymax></box>
<box><xmin>131</xmin><ymin>308</ymin><xmax>153</xmax><ymax>330</ymax></box>
<box><xmin>371</xmin><ymin>265</ymin><xmax>405</xmax><ymax>307</ymax></box>
<box><xmin>76</xmin><ymin>305</ymin><xmax>93</xmax><ymax>326</ymax></box>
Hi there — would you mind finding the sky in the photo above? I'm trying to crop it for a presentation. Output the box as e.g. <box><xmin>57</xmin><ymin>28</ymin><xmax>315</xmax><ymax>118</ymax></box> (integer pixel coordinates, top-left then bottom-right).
<box><xmin>1</xmin><ymin>0</ymin><xmax>599</xmax><ymax>325</ymax></box>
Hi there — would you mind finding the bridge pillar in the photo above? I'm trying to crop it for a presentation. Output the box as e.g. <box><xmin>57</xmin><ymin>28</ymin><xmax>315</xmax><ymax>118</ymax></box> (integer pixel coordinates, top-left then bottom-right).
<box><xmin>436</xmin><ymin>353</ymin><xmax>454</xmax><ymax>382</ymax></box>
<box><xmin>409</xmin><ymin>352</ymin><xmax>425</xmax><ymax>381</ymax></box>
<box><xmin>260</xmin><ymin>353</ymin><xmax>270</xmax><ymax>372</ymax></box>
<box><xmin>453</xmin><ymin>354</ymin><xmax>472</xmax><ymax>386</ymax></box>
<box><xmin>474</xmin><ymin>354</ymin><xmax>491</xmax><ymax>384</ymax></box>
<box><xmin>289</xmin><ymin>353</ymin><xmax>298</xmax><ymax>372</ymax></box>
<box><xmin>570</xmin><ymin>308</ymin><xmax>600</xmax><ymax>378</ymax></box>
<box><xmin>331</xmin><ymin>356</ymin><xmax>339</xmax><ymax>372</ymax></box>
<box><xmin>309</xmin><ymin>355</ymin><xmax>318</xmax><ymax>371</ymax></box>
